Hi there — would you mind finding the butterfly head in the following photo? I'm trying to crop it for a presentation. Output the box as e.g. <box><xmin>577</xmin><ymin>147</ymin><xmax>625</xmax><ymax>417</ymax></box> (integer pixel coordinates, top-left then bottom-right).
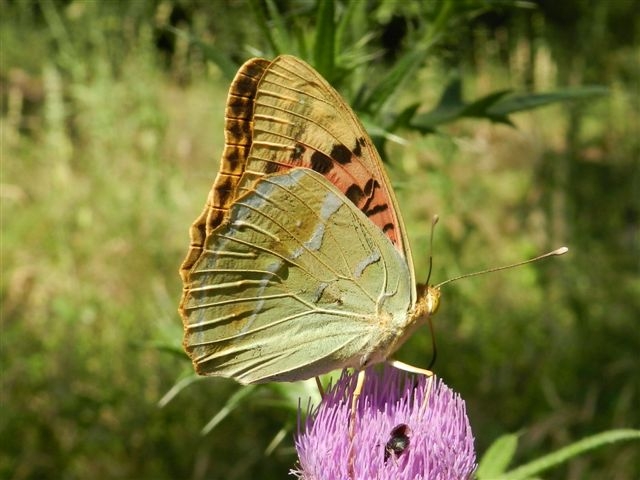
<box><xmin>425</xmin><ymin>285</ymin><xmax>441</xmax><ymax>316</ymax></box>
<box><xmin>416</xmin><ymin>284</ymin><xmax>441</xmax><ymax>318</ymax></box>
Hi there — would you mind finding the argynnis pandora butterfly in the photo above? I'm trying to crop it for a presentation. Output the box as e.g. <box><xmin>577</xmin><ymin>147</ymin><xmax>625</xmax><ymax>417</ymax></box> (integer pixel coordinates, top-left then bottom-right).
<box><xmin>179</xmin><ymin>55</ymin><xmax>442</xmax><ymax>383</ymax></box>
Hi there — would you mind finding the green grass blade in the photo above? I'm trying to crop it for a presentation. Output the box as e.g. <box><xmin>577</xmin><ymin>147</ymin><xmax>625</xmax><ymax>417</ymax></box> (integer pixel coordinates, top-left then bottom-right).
<box><xmin>335</xmin><ymin>0</ymin><xmax>362</xmax><ymax>55</ymax></box>
<box><xmin>313</xmin><ymin>0</ymin><xmax>335</xmax><ymax>79</ymax></box>
<box><xmin>411</xmin><ymin>76</ymin><xmax>465</xmax><ymax>129</ymax></box>
<box><xmin>201</xmin><ymin>385</ymin><xmax>259</xmax><ymax>435</ymax></box>
<box><xmin>157</xmin><ymin>374</ymin><xmax>204</xmax><ymax>408</ymax></box>
<box><xmin>476</xmin><ymin>433</ymin><xmax>520</xmax><ymax>479</ymax></box>
<box><xmin>248</xmin><ymin>0</ymin><xmax>287</xmax><ymax>55</ymax></box>
<box><xmin>495</xmin><ymin>429</ymin><xmax>640</xmax><ymax>480</ymax></box>
<box><xmin>488</xmin><ymin>86</ymin><xmax>609</xmax><ymax>116</ymax></box>
<box><xmin>359</xmin><ymin>48</ymin><xmax>429</xmax><ymax>114</ymax></box>
<box><xmin>461</xmin><ymin>89</ymin><xmax>514</xmax><ymax>125</ymax></box>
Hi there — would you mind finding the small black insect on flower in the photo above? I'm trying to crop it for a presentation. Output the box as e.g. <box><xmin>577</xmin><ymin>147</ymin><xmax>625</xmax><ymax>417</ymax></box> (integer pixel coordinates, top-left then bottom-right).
<box><xmin>384</xmin><ymin>423</ymin><xmax>411</xmax><ymax>463</ymax></box>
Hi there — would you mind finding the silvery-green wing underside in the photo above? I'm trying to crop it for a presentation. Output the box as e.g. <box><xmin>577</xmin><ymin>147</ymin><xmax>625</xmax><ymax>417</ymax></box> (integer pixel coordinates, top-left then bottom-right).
<box><xmin>181</xmin><ymin>168</ymin><xmax>413</xmax><ymax>383</ymax></box>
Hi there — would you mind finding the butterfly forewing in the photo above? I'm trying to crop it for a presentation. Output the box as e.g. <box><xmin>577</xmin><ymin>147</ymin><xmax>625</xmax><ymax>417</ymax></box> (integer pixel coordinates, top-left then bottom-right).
<box><xmin>180</xmin><ymin>56</ymin><xmax>415</xmax><ymax>285</ymax></box>
<box><xmin>242</xmin><ymin>56</ymin><xmax>412</xmax><ymax>260</ymax></box>
<box><xmin>183</xmin><ymin>168</ymin><xmax>413</xmax><ymax>383</ymax></box>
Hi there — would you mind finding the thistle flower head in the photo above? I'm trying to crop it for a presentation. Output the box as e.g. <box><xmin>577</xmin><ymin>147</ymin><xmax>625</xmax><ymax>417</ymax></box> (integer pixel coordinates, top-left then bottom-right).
<box><xmin>292</xmin><ymin>366</ymin><xmax>476</xmax><ymax>480</ymax></box>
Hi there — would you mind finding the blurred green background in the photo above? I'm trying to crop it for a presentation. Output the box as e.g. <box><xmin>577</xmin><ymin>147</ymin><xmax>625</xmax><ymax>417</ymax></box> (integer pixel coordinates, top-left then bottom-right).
<box><xmin>1</xmin><ymin>1</ymin><xmax>638</xmax><ymax>479</ymax></box>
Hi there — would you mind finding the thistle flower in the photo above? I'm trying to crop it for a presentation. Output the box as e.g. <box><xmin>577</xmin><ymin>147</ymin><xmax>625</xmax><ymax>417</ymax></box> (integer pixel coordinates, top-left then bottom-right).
<box><xmin>291</xmin><ymin>366</ymin><xmax>476</xmax><ymax>480</ymax></box>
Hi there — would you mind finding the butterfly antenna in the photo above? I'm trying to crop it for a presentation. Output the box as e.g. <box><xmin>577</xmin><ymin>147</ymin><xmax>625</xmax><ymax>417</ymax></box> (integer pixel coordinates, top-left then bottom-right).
<box><xmin>425</xmin><ymin>215</ymin><xmax>439</xmax><ymax>369</ymax></box>
<box><xmin>425</xmin><ymin>215</ymin><xmax>439</xmax><ymax>287</ymax></box>
<box><xmin>434</xmin><ymin>247</ymin><xmax>569</xmax><ymax>289</ymax></box>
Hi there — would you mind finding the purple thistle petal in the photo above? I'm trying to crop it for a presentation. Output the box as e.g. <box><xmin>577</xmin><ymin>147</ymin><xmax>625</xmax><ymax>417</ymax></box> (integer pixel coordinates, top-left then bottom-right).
<box><xmin>291</xmin><ymin>366</ymin><xmax>476</xmax><ymax>480</ymax></box>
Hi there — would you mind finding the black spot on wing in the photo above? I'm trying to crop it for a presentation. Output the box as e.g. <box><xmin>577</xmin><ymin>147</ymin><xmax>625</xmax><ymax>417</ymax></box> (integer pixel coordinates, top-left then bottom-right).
<box><xmin>263</xmin><ymin>160</ymin><xmax>280</xmax><ymax>174</ymax></box>
<box><xmin>227</xmin><ymin>119</ymin><xmax>251</xmax><ymax>140</ymax></box>
<box><xmin>213</xmin><ymin>175</ymin><xmax>236</xmax><ymax>206</ymax></box>
<box><xmin>365</xmin><ymin>203</ymin><xmax>389</xmax><ymax>217</ymax></box>
<box><xmin>345</xmin><ymin>184</ymin><xmax>364</xmax><ymax>205</ymax></box>
<box><xmin>353</xmin><ymin>138</ymin><xmax>363</xmax><ymax>157</ymax></box>
<box><xmin>242</xmin><ymin>60</ymin><xmax>269</xmax><ymax>79</ymax></box>
<box><xmin>226</xmin><ymin>95</ymin><xmax>253</xmax><ymax>119</ymax></box>
<box><xmin>382</xmin><ymin>223</ymin><xmax>394</xmax><ymax>233</ymax></box>
<box><xmin>330</xmin><ymin>144</ymin><xmax>352</xmax><ymax>165</ymax></box>
<box><xmin>363</xmin><ymin>178</ymin><xmax>378</xmax><ymax>197</ymax></box>
<box><xmin>234</xmin><ymin>75</ymin><xmax>258</xmax><ymax>97</ymax></box>
<box><xmin>215</xmin><ymin>175</ymin><xmax>235</xmax><ymax>195</ymax></box>
<box><xmin>292</xmin><ymin>143</ymin><xmax>305</xmax><ymax>161</ymax></box>
<box><xmin>361</xmin><ymin>179</ymin><xmax>381</xmax><ymax>212</ymax></box>
<box><xmin>310</xmin><ymin>149</ymin><xmax>333</xmax><ymax>174</ymax></box>
<box><xmin>224</xmin><ymin>147</ymin><xmax>242</xmax><ymax>169</ymax></box>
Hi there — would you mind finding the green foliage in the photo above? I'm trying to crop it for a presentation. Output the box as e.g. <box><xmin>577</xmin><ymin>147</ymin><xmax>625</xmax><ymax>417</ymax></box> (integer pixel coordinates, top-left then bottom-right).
<box><xmin>2</xmin><ymin>0</ymin><xmax>638</xmax><ymax>479</ymax></box>
<box><xmin>476</xmin><ymin>433</ymin><xmax>520</xmax><ymax>479</ymax></box>
<box><xmin>477</xmin><ymin>430</ymin><xmax>640</xmax><ymax>480</ymax></box>
<box><xmin>176</xmin><ymin>0</ymin><xmax>609</xmax><ymax>156</ymax></box>
<box><xmin>411</xmin><ymin>80</ymin><xmax>608</xmax><ymax>130</ymax></box>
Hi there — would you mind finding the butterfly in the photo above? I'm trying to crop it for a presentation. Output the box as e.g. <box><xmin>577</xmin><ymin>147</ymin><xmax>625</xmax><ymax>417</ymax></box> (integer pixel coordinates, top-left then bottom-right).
<box><xmin>179</xmin><ymin>55</ymin><xmax>440</xmax><ymax>384</ymax></box>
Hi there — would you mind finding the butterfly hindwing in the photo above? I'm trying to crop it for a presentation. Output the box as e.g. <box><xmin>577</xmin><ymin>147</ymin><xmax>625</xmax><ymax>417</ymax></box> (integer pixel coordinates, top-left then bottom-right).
<box><xmin>182</xmin><ymin>168</ymin><xmax>413</xmax><ymax>383</ymax></box>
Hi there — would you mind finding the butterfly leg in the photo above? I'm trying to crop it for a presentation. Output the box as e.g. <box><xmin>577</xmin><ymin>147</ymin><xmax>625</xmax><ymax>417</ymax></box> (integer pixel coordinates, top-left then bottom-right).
<box><xmin>418</xmin><ymin>373</ymin><xmax>435</xmax><ymax>419</ymax></box>
<box><xmin>388</xmin><ymin>359</ymin><xmax>436</xmax><ymax>418</ymax></box>
<box><xmin>347</xmin><ymin>369</ymin><xmax>366</xmax><ymax>479</ymax></box>
<box><xmin>387</xmin><ymin>359</ymin><xmax>434</xmax><ymax>377</ymax></box>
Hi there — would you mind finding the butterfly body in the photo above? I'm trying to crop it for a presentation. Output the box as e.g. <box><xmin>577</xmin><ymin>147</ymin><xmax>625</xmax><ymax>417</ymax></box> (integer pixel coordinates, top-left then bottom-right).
<box><xmin>180</xmin><ymin>56</ymin><xmax>440</xmax><ymax>383</ymax></box>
